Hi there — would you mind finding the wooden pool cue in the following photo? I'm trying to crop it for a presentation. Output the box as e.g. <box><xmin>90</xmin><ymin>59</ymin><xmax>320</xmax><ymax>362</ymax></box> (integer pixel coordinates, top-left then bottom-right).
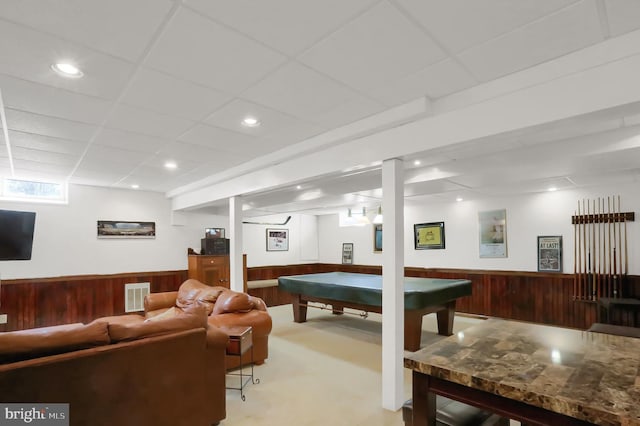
<box><xmin>592</xmin><ymin>198</ymin><xmax>596</xmax><ymax>300</ymax></box>
<box><xmin>573</xmin><ymin>208</ymin><xmax>577</xmax><ymax>300</ymax></box>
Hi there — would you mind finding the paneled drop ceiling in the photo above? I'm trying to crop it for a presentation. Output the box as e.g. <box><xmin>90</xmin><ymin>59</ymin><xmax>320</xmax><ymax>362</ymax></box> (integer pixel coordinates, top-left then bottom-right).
<box><xmin>1</xmin><ymin>0</ymin><xmax>640</xmax><ymax>216</ymax></box>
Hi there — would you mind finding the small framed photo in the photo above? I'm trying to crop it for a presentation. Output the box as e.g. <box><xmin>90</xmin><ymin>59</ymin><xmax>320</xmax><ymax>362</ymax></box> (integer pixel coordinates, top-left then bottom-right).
<box><xmin>205</xmin><ymin>228</ymin><xmax>225</xmax><ymax>239</ymax></box>
<box><xmin>373</xmin><ymin>224</ymin><xmax>383</xmax><ymax>252</ymax></box>
<box><xmin>342</xmin><ymin>243</ymin><xmax>354</xmax><ymax>264</ymax></box>
<box><xmin>537</xmin><ymin>236</ymin><xmax>562</xmax><ymax>272</ymax></box>
<box><xmin>414</xmin><ymin>222</ymin><xmax>445</xmax><ymax>250</ymax></box>
<box><xmin>266</xmin><ymin>228</ymin><xmax>289</xmax><ymax>251</ymax></box>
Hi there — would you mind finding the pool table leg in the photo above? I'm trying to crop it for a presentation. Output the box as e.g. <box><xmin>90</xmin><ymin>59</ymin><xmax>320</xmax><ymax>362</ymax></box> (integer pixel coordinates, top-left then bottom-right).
<box><xmin>436</xmin><ymin>301</ymin><xmax>456</xmax><ymax>336</ymax></box>
<box><xmin>404</xmin><ymin>310</ymin><xmax>424</xmax><ymax>352</ymax></box>
<box><xmin>292</xmin><ymin>294</ymin><xmax>307</xmax><ymax>323</ymax></box>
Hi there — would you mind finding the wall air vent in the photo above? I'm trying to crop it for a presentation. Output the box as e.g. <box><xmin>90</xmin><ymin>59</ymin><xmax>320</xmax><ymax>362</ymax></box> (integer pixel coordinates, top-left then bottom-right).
<box><xmin>124</xmin><ymin>282</ymin><xmax>150</xmax><ymax>312</ymax></box>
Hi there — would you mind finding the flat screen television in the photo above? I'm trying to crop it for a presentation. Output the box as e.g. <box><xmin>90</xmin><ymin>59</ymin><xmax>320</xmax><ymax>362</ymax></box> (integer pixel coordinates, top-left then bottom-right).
<box><xmin>0</xmin><ymin>209</ymin><xmax>36</xmax><ymax>260</ymax></box>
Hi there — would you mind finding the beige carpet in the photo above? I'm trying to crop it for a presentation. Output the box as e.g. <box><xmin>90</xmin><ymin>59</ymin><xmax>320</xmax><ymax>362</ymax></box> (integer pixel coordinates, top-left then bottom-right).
<box><xmin>222</xmin><ymin>305</ymin><xmax>487</xmax><ymax>425</ymax></box>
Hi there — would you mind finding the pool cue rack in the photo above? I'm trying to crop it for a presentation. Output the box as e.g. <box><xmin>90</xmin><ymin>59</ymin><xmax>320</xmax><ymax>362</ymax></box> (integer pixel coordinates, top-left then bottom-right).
<box><xmin>572</xmin><ymin>196</ymin><xmax>634</xmax><ymax>301</ymax></box>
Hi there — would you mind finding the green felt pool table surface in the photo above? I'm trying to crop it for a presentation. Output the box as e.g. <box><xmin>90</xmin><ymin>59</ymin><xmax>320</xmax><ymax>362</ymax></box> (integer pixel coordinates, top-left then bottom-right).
<box><xmin>278</xmin><ymin>272</ymin><xmax>472</xmax><ymax>310</ymax></box>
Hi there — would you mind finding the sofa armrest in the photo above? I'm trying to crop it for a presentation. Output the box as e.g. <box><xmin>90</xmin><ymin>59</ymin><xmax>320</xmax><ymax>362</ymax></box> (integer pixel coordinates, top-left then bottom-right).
<box><xmin>206</xmin><ymin>326</ymin><xmax>230</xmax><ymax>350</ymax></box>
<box><xmin>144</xmin><ymin>291</ymin><xmax>178</xmax><ymax>313</ymax></box>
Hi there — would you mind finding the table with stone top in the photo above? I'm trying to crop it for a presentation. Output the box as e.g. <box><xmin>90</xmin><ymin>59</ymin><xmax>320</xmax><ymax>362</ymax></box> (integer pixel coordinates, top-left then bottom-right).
<box><xmin>404</xmin><ymin>318</ymin><xmax>640</xmax><ymax>426</ymax></box>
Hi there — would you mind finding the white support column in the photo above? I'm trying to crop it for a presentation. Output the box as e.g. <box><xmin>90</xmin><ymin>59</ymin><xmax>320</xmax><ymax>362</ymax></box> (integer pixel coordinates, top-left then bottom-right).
<box><xmin>229</xmin><ymin>196</ymin><xmax>244</xmax><ymax>292</ymax></box>
<box><xmin>381</xmin><ymin>158</ymin><xmax>404</xmax><ymax>411</ymax></box>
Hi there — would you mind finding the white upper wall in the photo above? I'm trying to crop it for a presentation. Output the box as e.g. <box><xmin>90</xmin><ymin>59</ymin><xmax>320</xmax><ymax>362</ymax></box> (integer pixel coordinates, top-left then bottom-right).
<box><xmin>0</xmin><ymin>184</ymin><xmax>226</xmax><ymax>279</ymax></box>
<box><xmin>318</xmin><ymin>181</ymin><xmax>639</xmax><ymax>274</ymax></box>
<box><xmin>0</xmin><ymin>185</ymin><xmax>318</xmax><ymax>279</ymax></box>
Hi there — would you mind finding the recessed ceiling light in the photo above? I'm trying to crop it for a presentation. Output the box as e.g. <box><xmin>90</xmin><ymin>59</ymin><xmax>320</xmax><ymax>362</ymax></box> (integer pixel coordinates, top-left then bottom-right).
<box><xmin>296</xmin><ymin>185</ymin><xmax>302</xmax><ymax>190</ymax></box>
<box><xmin>414</xmin><ymin>160</ymin><xmax>421</xmax><ymax>166</ymax></box>
<box><xmin>456</xmin><ymin>197</ymin><xmax>463</xmax><ymax>202</ymax></box>
<box><xmin>51</xmin><ymin>62</ymin><xmax>83</xmax><ymax>78</ymax></box>
<box><xmin>241</xmin><ymin>117</ymin><xmax>260</xmax><ymax>127</ymax></box>
<box><xmin>164</xmin><ymin>161</ymin><xmax>177</xmax><ymax>170</ymax></box>
<box><xmin>131</xmin><ymin>184</ymin><xmax>140</xmax><ymax>189</ymax></box>
<box><xmin>548</xmin><ymin>187</ymin><xmax>557</xmax><ymax>192</ymax></box>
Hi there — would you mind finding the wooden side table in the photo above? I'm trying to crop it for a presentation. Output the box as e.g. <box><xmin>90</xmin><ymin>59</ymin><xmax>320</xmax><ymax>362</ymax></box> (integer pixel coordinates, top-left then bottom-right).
<box><xmin>222</xmin><ymin>326</ymin><xmax>259</xmax><ymax>401</ymax></box>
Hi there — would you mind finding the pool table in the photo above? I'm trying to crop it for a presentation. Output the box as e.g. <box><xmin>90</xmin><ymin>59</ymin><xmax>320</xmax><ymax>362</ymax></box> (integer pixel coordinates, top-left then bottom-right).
<box><xmin>278</xmin><ymin>272</ymin><xmax>472</xmax><ymax>351</ymax></box>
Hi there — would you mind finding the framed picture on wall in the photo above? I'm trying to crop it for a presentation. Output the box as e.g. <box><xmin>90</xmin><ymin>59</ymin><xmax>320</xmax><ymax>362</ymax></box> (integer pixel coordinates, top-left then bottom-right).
<box><xmin>373</xmin><ymin>224</ymin><xmax>383</xmax><ymax>252</ymax></box>
<box><xmin>342</xmin><ymin>243</ymin><xmax>354</xmax><ymax>264</ymax></box>
<box><xmin>97</xmin><ymin>220</ymin><xmax>155</xmax><ymax>239</ymax></box>
<box><xmin>478</xmin><ymin>209</ymin><xmax>507</xmax><ymax>258</ymax></box>
<box><xmin>414</xmin><ymin>222</ymin><xmax>445</xmax><ymax>250</ymax></box>
<box><xmin>537</xmin><ymin>236</ymin><xmax>562</xmax><ymax>272</ymax></box>
<box><xmin>266</xmin><ymin>228</ymin><xmax>289</xmax><ymax>251</ymax></box>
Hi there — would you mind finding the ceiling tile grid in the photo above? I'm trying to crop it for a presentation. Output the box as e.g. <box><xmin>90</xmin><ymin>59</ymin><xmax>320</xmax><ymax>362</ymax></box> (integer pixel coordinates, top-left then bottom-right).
<box><xmin>0</xmin><ymin>0</ymin><xmax>639</xmax><ymax>210</ymax></box>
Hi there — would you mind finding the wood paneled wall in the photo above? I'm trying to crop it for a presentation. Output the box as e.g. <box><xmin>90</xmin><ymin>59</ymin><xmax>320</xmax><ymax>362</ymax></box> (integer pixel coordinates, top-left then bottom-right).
<box><xmin>248</xmin><ymin>263</ymin><xmax>640</xmax><ymax>330</ymax></box>
<box><xmin>0</xmin><ymin>270</ymin><xmax>187</xmax><ymax>331</ymax></box>
<box><xmin>3</xmin><ymin>265</ymin><xmax>638</xmax><ymax>332</ymax></box>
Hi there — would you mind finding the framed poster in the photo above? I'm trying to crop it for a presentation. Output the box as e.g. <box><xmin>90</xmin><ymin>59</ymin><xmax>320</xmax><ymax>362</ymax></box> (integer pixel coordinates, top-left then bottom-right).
<box><xmin>537</xmin><ymin>236</ymin><xmax>562</xmax><ymax>272</ymax></box>
<box><xmin>266</xmin><ymin>228</ymin><xmax>289</xmax><ymax>251</ymax></box>
<box><xmin>97</xmin><ymin>220</ymin><xmax>155</xmax><ymax>239</ymax></box>
<box><xmin>342</xmin><ymin>243</ymin><xmax>354</xmax><ymax>264</ymax></box>
<box><xmin>373</xmin><ymin>224</ymin><xmax>383</xmax><ymax>252</ymax></box>
<box><xmin>478</xmin><ymin>209</ymin><xmax>507</xmax><ymax>258</ymax></box>
<box><xmin>414</xmin><ymin>222</ymin><xmax>445</xmax><ymax>250</ymax></box>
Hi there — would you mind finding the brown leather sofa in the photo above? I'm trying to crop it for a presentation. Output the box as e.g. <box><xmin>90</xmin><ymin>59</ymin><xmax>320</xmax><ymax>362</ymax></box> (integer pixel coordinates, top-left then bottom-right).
<box><xmin>145</xmin><ymin>279</ymin><xmax>273</xmax><ymax>369</ymax></box>
<box><xmin>0</xmin><ymin>306</ymin><xmax>228</xmax><ymax>426</ymax></box>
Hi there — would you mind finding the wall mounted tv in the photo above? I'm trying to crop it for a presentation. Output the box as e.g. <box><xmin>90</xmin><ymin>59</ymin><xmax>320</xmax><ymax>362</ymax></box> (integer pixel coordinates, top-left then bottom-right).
<box><xmin>0</xmin><ymin>209</ymin><xmax>36</xmax><ymax>261</ymax></box>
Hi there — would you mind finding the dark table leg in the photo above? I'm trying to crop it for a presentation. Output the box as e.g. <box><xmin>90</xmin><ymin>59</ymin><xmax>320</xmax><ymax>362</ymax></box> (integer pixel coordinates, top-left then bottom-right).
<box><xmin>412</xmin><ymin>371</ymin><xmax>436</xmax><ymax>426</ymax></box>
<box><xmin>436</xmin><ymin>301</ymin><xmax>455</xmax><ymax>336</ymax></box>
<box><xmin>292</xmin><ymin>294</ymin><xmax>307</xmax><ymax>323</ymax></box>
<box><xmin>404</xmin><ymin>310</ymin><xmax>424</xmax><ymax>352</ymax></box>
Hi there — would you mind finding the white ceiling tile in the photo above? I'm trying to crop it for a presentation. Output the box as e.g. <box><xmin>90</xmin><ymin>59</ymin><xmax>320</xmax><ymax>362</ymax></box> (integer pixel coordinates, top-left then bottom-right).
<box><xmin>243</xmin><ymin>61</ymin><xmax>367</xmax><ymax>118</ymax></box>
<box><xmin>204</xmin><ymin>98</ymin><xmax>324</xmax><ymax>140</ymax></box>
<box><xmin>12</xmin><ymin>159</ymin><xmax>74</xmax><ymax>175</ymax></box>
<box><xmin>261</xmin><ymin>122</ymin><xmax>327</xmax><ymax>149</ymax></box>
<box><xmin>121</xmin><ymin>67</ymin><xmax>232</xmax><ymax>121</ymax></box>
<box><xmin>0</xmin><ymin>74</ymin><xmax>111</xmax><ymax>124</ymax></box>
<box><xmin>185</xmin><ymin>0</ymin><xmax>377</xmax><ymax>56</ymax></box>
<box><xmin>93</xmin><ymin>128</ymin><xmax>169</xmax><ymax>154</ymax></box>
<box><xmin>368</xmin><ymin>59</ymin><xmax>476</xmax><ymax>105</ymax></box>
<box><xmin>0</xmin><ymin>20</ymin><xmax>134</xmax><ymax>100</ymax></box>
<box><xmin>144</xmin><ymin>8</ymin><xmax>286</xmax><ymax>93</ymax></box>
<box><xmin>105</xmin><ymin>104</ymin><xmax>194</xmax><ymax>139</ymax></box>
<box><xmin>299</xmin><ymin>1</ymin><xmax>445</xmax><ymax>93</ymax></box>
<box><xmin>82</xmin><ymin>145</ymin><xmax>149</xmax><ymax>166</ymax></box>
<box><xmin>605</xmin><ymin>0</ymin><xmax>640</xmax><ymax>37</ymax></box>
<box><xmin>396</xmin><ymin>0</ymin><xmax>578</xmax><ymax>53</ymax></box>
<box><xmin>458</xmin><ymin>1</ymin><xmax>603</xmax><ymax>82</ymax></box>
<box><xmin>0</xmin><ymin>0</ymin><xmax>174</xmax><ymax>61</ymax></box>
<box><xmin>179</xmin><ymin>123</ymin><xmax>269</xmax><ymax>156</ymax></box>
<box><xmin>156</xmin><ymin>141</ymin><xmax>247</xmax><ymax>164</ymax></box>
<box><xmin>312</xmin><ymin>96</ymin><xmax>385</xmax><ymax>129</ymax></box>
<box><xmin>5</xmin><ymin>109</ymin><xmax>97</xmax><ymax>142</ymax></box>
<box><xmin>11</xmin><ymin>146</ymin><xmax>78</xmax><ymax>166</ymax></box>
<box><xmin>138</xmin><ymin>156</ymin><xmax>204</xmax><ymax>175</ymax></box>
<box><xmin>8</xmin><ymin>130</ymin><xmax>87</xmax><ymax>156</ymax></box>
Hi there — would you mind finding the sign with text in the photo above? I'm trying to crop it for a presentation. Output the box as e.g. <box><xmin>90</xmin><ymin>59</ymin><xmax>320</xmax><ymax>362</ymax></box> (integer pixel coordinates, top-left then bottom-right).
<box><xmin>1</xmin><ymin>404</ymin><xmax>68</xmax><ymax>425</ymax></box>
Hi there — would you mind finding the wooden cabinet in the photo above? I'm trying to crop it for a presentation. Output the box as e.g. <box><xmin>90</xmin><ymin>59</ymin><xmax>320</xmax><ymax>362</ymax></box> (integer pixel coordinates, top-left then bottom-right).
<box><xmin>188</xmin><ymin>255</ymin><xmax>230</xmax><ymax>288</ymax></box>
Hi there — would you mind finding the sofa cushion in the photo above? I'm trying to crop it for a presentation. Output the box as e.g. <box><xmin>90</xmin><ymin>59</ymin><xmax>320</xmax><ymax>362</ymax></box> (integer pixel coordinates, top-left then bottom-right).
<box><xmin>145</xmin><ymin>306</ymin><xmax>178</xmax><ymax>322</ymax></box>
<box><xmin>176</xmin><ymin>279</ymin><xmax>225</xmax><ymax>315</ymax></box>
<box><xmin>212</xmin><ymin>291</ymin><xmax>255</xmax><ymax>315</ymax></box>
<box><xmin>0</xmin><ymin>321</ymin><xmax>110</xmax><ymax>364</ymax></box>
<box><xmin>109</xmin><ymin>305</ymin><xmax>208</xmax><ymax>342</ymax></box>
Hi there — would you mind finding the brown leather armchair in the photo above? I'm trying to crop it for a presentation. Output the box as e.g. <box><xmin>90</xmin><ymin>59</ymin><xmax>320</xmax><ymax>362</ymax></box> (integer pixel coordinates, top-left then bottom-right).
<box><xmin>145</xmin><ymin>279</ymin><xmax>272</xmax><ymax>369</ymax></box>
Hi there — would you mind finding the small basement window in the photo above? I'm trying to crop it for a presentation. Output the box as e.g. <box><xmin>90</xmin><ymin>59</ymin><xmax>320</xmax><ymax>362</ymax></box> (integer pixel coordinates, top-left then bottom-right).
<box><xmin>1</xmin><ymin>178</ymin><xmax>67</xmax><ymax>204</ymax></box>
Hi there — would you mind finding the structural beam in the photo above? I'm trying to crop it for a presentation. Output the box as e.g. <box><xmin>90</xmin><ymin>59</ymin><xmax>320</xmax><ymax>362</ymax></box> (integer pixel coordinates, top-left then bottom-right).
<box><xmin>381</xmin><ymin>158</ymin><xmax>404</xmax><ymax>411</ymax></box>
<box><xmin>229</xmin><ymin>196</ymin><xmax>243</xmax><ymax>292</ymax></box>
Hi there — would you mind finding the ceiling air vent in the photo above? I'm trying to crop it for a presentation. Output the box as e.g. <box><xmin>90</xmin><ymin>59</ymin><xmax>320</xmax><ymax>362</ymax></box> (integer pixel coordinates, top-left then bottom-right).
<box><xmin>124</xmin><ymin>282</ymin><xmax>150</xmax><ymax>312</ymax></box>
